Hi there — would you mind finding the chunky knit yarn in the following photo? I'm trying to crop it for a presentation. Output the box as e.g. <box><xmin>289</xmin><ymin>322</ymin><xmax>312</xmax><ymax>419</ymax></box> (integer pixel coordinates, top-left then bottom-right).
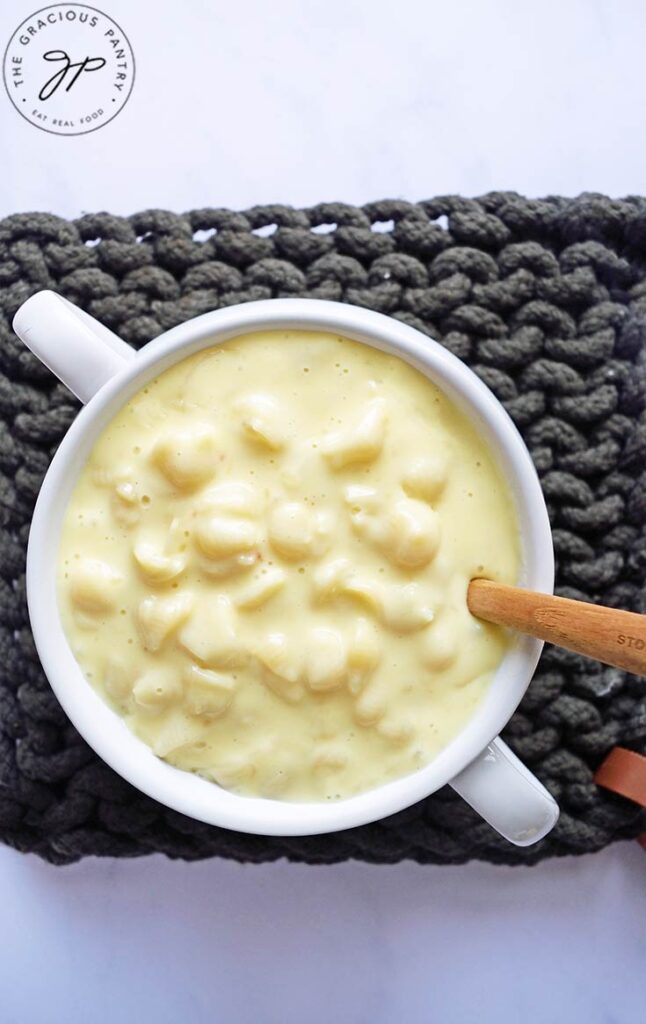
<box><xmin>0</xmin><ymin>194</ymin><xmax>644</xmax><ymax>865</ymax></box>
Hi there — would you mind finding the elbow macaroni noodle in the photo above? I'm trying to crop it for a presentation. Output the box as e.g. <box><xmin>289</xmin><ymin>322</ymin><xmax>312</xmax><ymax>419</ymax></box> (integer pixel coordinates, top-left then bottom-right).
<box><xmin>58</xmin><ymin>331</ymin><xmax>520</xmax><ymax>801</ymax></box>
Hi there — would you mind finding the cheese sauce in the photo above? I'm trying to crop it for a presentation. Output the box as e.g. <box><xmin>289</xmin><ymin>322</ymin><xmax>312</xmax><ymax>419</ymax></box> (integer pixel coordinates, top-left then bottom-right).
<box><xmin>58</xmin><ymin>331</ymin><xmax>520</xmax><ymax>801</ymax></box>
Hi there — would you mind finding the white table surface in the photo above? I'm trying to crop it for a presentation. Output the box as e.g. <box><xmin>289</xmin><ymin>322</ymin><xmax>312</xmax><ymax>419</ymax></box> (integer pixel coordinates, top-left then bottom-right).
<box><xmin>1</xmin><ymin>842</ymin><xmax>644</xmax><ymax>1024</ymax></box>
<box><xmin>1</xmin><ymin>1</ymin><xmax>644</xmax><ymax>1021</ymax></box>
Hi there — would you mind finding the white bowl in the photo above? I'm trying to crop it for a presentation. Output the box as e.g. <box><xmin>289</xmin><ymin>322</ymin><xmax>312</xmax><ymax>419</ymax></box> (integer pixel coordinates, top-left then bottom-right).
<box><xmin>13</xmin><ymin>292</ymin><xmax>558</xmax><ymax>845</ymax></box>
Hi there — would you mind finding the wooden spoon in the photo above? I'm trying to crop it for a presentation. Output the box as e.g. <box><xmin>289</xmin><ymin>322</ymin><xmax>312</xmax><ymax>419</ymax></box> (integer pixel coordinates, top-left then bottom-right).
<box><xmin>467</xmin><ymin>578</ymin><xmax>646</xmax><ymax>677</ymax></box>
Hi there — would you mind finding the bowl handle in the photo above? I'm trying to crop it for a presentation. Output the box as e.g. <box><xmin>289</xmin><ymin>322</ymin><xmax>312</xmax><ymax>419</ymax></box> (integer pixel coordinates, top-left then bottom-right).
<box><xmin>12</xmin><ymin>289</ymin><xmax>136</xmax><ymax>404</ymax></box>
<box><xmin>450</xmin><ymin>737</ymin><xmax>559</xmax><ymax>846</ymax></box>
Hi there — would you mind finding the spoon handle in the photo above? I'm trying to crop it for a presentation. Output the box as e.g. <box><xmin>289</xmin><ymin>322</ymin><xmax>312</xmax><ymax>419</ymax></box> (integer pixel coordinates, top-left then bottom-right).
<box><xmin>467</xmin><ymin>579</ymin><xmax>646</xmax><ymax>677</ymax></box>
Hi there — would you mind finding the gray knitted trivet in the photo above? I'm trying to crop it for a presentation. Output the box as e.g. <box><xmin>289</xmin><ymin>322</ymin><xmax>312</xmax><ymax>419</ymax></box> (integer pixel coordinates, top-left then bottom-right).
<box><xmin>1</xmin><ymin>195</ymin><xmax>645</xmax><ymax>866</ymax></box>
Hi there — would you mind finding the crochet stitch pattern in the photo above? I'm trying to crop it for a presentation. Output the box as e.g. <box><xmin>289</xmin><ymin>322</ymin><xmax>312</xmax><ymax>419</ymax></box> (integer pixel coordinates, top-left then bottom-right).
<box><xmin>0</xmin><ymin>193</ymin><xmax>644</xmax><ymax>865</ymax></box>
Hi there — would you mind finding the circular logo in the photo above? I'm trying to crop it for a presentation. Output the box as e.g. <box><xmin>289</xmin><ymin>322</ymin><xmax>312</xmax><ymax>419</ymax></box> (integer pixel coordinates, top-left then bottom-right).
<box><xmin>2</xmin><ymin>4</ymin><xmax>134</xmax><ymax>136</ymax></box>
